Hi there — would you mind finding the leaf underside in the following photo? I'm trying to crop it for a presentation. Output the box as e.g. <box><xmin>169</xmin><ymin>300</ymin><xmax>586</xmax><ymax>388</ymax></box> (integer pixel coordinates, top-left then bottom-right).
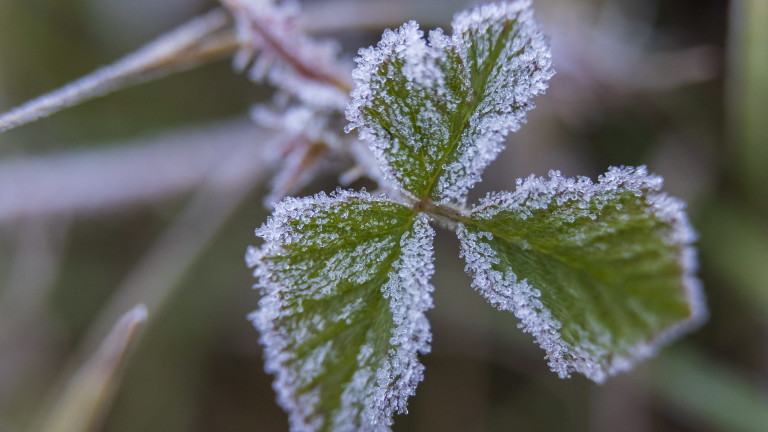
<box><xmin>457</xmin><ymin>167</ymin><xmax>706</xmax><ymax>382</ymax></box>
<box><xmin>346</xmin><ymin>0</ymin><xmax>554</xmax><ymax>204</ymax></box>
<box><xmin>249</xmin><ymin>191</ymin><xmax>434</xmax><ymax>431</ymax></box>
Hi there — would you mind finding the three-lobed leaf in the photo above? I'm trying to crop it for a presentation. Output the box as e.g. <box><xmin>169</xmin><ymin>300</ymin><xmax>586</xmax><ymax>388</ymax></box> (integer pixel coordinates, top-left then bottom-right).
<box><xmin>248</xmin><ymin>191</ymin><xmax>434</xmax><ymax>431</ymax></box>
<box><xmin>346</xmin><ymin>0</ymin><xmax>554</xmax><ymax>204</ymax></box>
<box><xmin>457</xmin><ymin>166</ymin><xmax>706</xmax><ymax>382</ymax></box>
<box><xmin>249</xmin><ymin>1</ymin><xmax>706</xmax><ymax>430</ymax></box>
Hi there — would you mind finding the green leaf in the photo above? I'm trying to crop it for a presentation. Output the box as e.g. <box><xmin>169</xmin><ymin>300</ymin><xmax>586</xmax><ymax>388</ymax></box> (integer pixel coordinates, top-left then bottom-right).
<box><xmin>456</xmin><ymin>166</ymin><xmax>706</xmax><ymax>382</ymax></box>
<box><xmin>248</xmin><ymin>190</ymin><xmax>435</xmax><ymax>431</ymax></box>
<box><xmin>346</xmin><ymin>1</ymin><xmax>553</xmax><ymax>204</ymax></box>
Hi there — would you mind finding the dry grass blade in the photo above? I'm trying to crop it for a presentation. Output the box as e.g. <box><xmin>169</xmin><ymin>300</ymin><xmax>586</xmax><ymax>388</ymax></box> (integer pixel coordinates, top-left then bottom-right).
<box><xmin>78</xmin><ymin>133</ymin><xmax>276</xmax><ymax>356</ymax></box>
<box><xmin>0</xmin><ymin>8</ymin><xmax>236</xmax><ymax>134</ymax></box>
<box><xmin>0</xmin><ymin>119</ymin><xmax>268</xmax><ymax>223</ymax></box>
<box><xmin>36</xmin><ymin>305</ymin><xmax>148</xmax><ymax>432</ymax></box>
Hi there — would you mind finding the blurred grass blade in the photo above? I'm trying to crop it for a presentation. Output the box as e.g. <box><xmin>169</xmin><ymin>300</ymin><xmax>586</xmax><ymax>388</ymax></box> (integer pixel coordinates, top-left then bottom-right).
<box><xmin>38</xmin><ymin>305</ymin><xmax>148</xmax><ymax>432</ymax></box>
<box><xmin>78</xmin><ymin>135</ymin><xmax>273</xmax><ymax>356</ymax></box>
<box><xmin>653</xmin><ymin>347</ymin><xmax>768</xmax><ymax>432</ymax></box>
<box><xmin>0</xmin><ymin>9</ymin><xmax>236</xmax><ymax>134</ymax></box>
<box><xmin>728</xmin><ymin>0</ymin><xmax>768</xmax><ymax>199</ymax></box>
<box><xmin>699</xmin><ymin>199</ymin><xmax>768</xmax><ymax>312</ymax></box>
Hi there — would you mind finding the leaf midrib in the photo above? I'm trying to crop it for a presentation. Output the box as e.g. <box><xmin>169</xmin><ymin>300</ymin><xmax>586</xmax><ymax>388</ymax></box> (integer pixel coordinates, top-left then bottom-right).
<box><xmin>422</xmin><ymin>21</ymin><xmax>516</xmax><ymax>201</ymax></box>
<box><xmin>299</xmin><ymin>216</ymin><xmax>418</xmax><ymax>431</ymax></box>
<box><xmin>464</xmin><ymin>207</ymin><xmax>687</xmax><ymax>349</ymax></box>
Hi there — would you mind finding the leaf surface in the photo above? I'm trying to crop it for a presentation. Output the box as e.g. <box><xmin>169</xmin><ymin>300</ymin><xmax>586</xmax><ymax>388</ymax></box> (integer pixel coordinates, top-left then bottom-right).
<box><xmin>346</xmin><ymin>0</ymin><xmax>553</xmax><ymax>203</ymax></box>
<box><xmin>457</xmin><ymin>166</ymin><xmax>706</xmax><ymax>382</ymax></box>
<box><xmin>248</xmin><ymin>190</ymin><xmax>434</xmax><ymax>431</ymax></box>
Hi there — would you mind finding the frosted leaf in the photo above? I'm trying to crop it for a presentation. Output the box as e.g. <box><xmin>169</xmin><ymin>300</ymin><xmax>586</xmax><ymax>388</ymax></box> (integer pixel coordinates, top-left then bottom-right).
<box><xmin>249</xmin><ymin>190</ymin><xmax>435</xmax><ymax>431</ymax></box>
<box><xmin>346</xmin><ymin>0</ymin><xmax>554</xmax><ymax>203</ymax></box>
<box><xmin>457</xmin><ymin>166</ymin><xmax>707</xmax><ymax>382</ymax></box>
<box><xmin>223</xmin><ymin>0</ymin><xmax>352</xmax><ymax>110</ymax></box>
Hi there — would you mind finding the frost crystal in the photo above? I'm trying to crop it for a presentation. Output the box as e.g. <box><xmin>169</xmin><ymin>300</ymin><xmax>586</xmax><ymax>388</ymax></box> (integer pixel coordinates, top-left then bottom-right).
<box><xmin>252</xmin><ymin>105</ymin><xmax>347</xmax><ymax>207</ymax></box>
<box><xmin>224</xmin><ymin>0</ymin><xmax>351</xmax><ymax>110</ymax></box>
<box><xmin>346</xmin><ymin>0</ymin><xmax>554</xmax><ymax>203</ymax></box>
<box><xmin>223</xmin><ymin>0</ymin><xmax>390</xmax><ymax>204</ymax></box>
<box><xmin>247</xmin><ymin>0</ymin><xmax>705</xmax><ymax>429</ymax></box>
<box><xmin>458</xmin><ymin>166</ymin><xmax>706</xmax><ymax>382</ymax></box>
<box><xmin>249</xmin><ymin>190</ymin><xmax>434</xmax><ymax>431</ymax></box>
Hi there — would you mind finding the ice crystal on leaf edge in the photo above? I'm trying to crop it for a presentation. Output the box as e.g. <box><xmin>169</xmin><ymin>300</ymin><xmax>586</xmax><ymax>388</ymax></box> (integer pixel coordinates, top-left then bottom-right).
<box><xmin>248</xmin><ymin>190</ymin><xmax>435</xmax><ymax>431</ymax></box>
<box><xmin>345</xmin><ymin>0</ymin><xmax>554</xmax><ymax>204</ymax></box>
<box><xmin>457</xmin><ymin>166</ymin><xmax>707</xmax><ymax>383</ymax></box>
<box><xmin>246</xmin><ymin>0</ymin><xmax>706</xmax><ymax>430</ymax></box>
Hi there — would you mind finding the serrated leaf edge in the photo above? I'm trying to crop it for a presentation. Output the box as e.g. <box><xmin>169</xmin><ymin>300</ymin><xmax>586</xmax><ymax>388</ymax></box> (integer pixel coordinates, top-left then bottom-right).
<box><xmin>457</xmin><ymin>166</ymin><xmax>707</xmax><ymax>382</ymax></box>
<box><xmin>436</xmin><ymin>0</ymin><xmax>554</xmax><ymax>203</ymax></box>
<box><xmin>247</xmin><ymin>190</ymin><xmax>435</xmax><ymax>431</ymax></box>
<box><xmin>345</xmin><ymin>0</ymin><xmax>554</xmax><ymax>204</ymax></box>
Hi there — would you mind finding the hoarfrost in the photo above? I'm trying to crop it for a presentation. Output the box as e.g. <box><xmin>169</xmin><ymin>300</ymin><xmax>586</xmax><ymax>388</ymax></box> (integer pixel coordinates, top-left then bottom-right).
<box><xmin>458</xmin><ymin>225</ymin><xmax>605</xmax><ymax>380</ymax></box>
<box><xmin>458</xmin><ymin>166</ymin><xmax>707</xmax><ymax>382</ymax></box>
<box><xmin>225</xmin><ymin>0</ymin><xmax>386</xmax><ymax>203</ymax></box>
<box><xmin>438</xmin><ymin>0</ymin><xmax>555</xmax><ymax>203</ymax></box>
<box><xmin>249</xmin><ymin>191</ymin><xmax>434</xmax><ymax>431</ymax></box>
<box><xmin>252</xmin><ymin>105</ymin><xmax>343</xmax><ymax>207</ymax></box>
<box><xmin>366</xmin><ymin>213</ymin><xmax>434</xmax><ymax>428</ymax></box>
<box><xmin>244</xmin><ymin>0</ymin><xmax>706</xmax><ymax>428</ymax></box>
<box><xmin>223</xmin><ymin>0</ymin><xmax>351</xmax><ymax>110</ymax></box>
<box><xmin>345</xmin><ymin>21</ymin><xmax>456</xmax><ymax>200</ymax></box>
<box><xmin>346</xmin><ymin>0</ymin><xmax>554</xmax><ymax>203</ymax></box>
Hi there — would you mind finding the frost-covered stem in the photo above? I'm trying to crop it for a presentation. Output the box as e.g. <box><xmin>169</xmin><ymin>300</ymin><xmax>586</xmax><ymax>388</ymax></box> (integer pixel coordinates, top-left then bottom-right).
<box><xmin>414</xmin><ymin>199</ymin><xmax>472</xmax><ymax>227</ymax></box>
<box><xmin>0</xmin><ymin>9</ymin><xmax>236</xmax><ymax>134</ymax></box>
<box><xmin>221</xmin><ymin>0</ymin><xmax>353</xmax><ymax>93</ymax></box>
<box><xmin>251</xmin><ymin>20</ymin><xmax>351</xmax><ymax>93</ymax></box>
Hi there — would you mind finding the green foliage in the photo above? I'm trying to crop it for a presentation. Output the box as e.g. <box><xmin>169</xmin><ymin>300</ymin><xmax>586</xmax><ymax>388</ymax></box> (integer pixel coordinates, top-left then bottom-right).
<box><xmin>458</xmin><ymin>167</ymin><xmax>705</xmax><ymax>382</ymax></box>
<box><xmin>248</xmin><ymin>191</ymin><xmax>434</xmax><ymax>431</ymax></box>
<box><xmin>346</xmin><ymin>1</ymin><xmax>553</xmax><ymax>203</ymax></box>
<box><xmin>249</xmin><ymin>1</ymin><xmax>706</xmax><ymax>430</ymax></box>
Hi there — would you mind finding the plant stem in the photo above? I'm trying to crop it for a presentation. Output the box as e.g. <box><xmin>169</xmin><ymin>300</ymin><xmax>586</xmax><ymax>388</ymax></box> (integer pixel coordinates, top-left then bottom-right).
<box><xmin>0</xmin><ymin>9</ymin><xmax>236</xmax><ymax>134</ymax></box>
<box><xmin>415</xmin><ymin>199</ymin><xmax>472</xmax><ymax>227</ymax></box>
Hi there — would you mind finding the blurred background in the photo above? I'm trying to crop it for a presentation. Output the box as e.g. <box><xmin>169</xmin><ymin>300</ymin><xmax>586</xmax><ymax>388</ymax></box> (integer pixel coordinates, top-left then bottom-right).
<box><xmin>1</xmin><ymin>0</ymin><xmax>766</xmax><ymax>431</ymax></box>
